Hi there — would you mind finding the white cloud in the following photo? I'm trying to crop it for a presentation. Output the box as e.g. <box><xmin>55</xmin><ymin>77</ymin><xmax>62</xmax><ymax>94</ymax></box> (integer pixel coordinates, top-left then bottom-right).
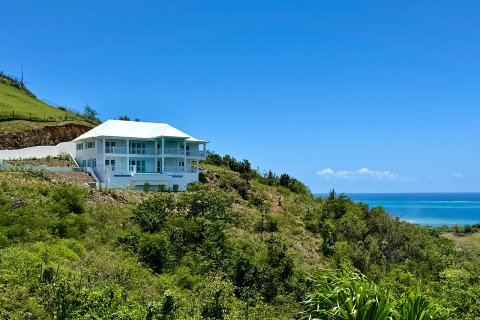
<box><xmin>316</xmin><ymin>167</ymin><xmax>400</xmax><ymax>181</ymax></box>
<box><xmin>453</xmin><ymin>173</ymin><xmax>464</xmax><ymax>179</ymax></box>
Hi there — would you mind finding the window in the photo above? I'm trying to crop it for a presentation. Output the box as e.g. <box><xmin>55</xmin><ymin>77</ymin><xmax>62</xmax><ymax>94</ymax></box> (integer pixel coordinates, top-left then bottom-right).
<box><xmin>105</xmin><ymin>141</ymin><xmax>116</xmax><ymax>153</ymax></box>
<box><xmin>92</xmin><ymin>159</ymin><xmax>96</xmax><ymax>168</ymax></box>
<box><xmin>76</xmin><ymin>143</ymin><xmax>84</xmax><ymax>150</ymax></box>
<box><xmin>81</xmin><ymin>160</ymin><xmax>86</xmax><ymax>167</ymax></box>
<box><xmin>86</xmin><ymin>141</ymin><xmax>95</xmax><ymax>149</ymax></box>
<box><xmin>130</xmin><ymin>160</ymin><xmax>146</xmax><ymax>173</ymax></box>
<box><xmin>179</xmin><ymin>161</ymin><xmax>185</xmax><ymax>167</ymax></box>
<box><xmin>130</xmin><ymin>142</ymin><xmax>146</xmax><ymax>154</ymax></box>
<box><xmin>105</xmin><ymin>159</ymin><xmax>116</xmax><ymax>171</ymax></box>
<box><xmin>87</xmin><ymin>159</ymin><xmax>92</xmax><ymax>167</ymax></box>
<box><xmin>157</xmin><ymin>160</ymin><xmax>162</xmax><ymax>173</ymax></box>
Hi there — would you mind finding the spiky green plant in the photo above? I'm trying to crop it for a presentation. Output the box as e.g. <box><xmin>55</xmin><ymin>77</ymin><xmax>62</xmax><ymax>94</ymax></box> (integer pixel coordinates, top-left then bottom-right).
<box><xmin>302</xmin><ymin>268</ymin><xmax>442</xmax><ymax>320</ymax></box>
<box><xmin>303</xmin><ymin>267</ymin><xmax>395</xmax><ymax>320</ymax></box>
<box><xmin>398</xmin><ymin>293</ymin><xmax>440</xmax><ymax>320</ymax></box>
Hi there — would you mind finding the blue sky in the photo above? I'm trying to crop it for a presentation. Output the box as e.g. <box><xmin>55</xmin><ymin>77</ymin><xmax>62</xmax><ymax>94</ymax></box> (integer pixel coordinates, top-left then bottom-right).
<box><xmin>1</xmin><ymin>0</ymin><xmax>479</xmax><ymax>192</ymax></box>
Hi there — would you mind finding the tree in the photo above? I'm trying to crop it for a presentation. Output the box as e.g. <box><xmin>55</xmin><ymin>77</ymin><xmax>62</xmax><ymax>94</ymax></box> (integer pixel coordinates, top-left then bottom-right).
<box><xmin>205</xmin><ymin>152</ymin><xmax>224</xmax><ymax>166</ymax></box>
<box><xmin>118</xmin><ymin>115</ymin><xmax>130</xmax><ymax>121</ymax></box>
<box><xmin>279</xmin><ymin>174</ymin><xmax>292</xmax><ymax>189</ymax></box>
<box><xmin>133</xmin><ymin>194</ymin><xmax>175</xmax><ymax>233</ymax></box>
<box><xmin>83</xmin><ymin>104</ymin><xmax>98</xmax><ymax>121</ymax></box>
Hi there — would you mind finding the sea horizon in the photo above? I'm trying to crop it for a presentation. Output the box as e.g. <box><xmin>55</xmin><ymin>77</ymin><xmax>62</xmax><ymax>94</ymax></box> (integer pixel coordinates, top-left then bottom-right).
<box><xmin>314</xmin><ymin>192</ymin><xmax>480</xmax><ymax>226</ymax></box>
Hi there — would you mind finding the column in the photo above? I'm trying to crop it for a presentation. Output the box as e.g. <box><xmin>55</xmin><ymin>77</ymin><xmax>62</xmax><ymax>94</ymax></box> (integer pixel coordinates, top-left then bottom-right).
<box><xmin>126</xmin><ymin>139</ymin><xmax>130</xmax><ymax>172</ymax></box>
<box><xmin>102</xmin><ymin>138</ymin><xmax>106</xmax><ymax>175</ymax></box>
<box><xmin>184</xmin><ymin>140</ymin><xmax>187</xmax><ymax>173</ymax></box>
<box><xmin>161</xmin><ymin>137</ymin><xmax>165</xmax><ymax>173</ymax></box>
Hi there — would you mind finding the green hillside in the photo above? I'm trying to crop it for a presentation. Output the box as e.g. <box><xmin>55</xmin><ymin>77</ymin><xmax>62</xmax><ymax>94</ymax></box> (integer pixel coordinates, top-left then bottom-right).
<box><xmin>0</xmin><ymin>154</ymin><xmax>479</xmax><ymax>319</ymax></box>
<box><xmin>0</xmin><ymin>81</ymin><xmax>69</xmax><ymax>118</ymax></box>
<box><xmin>0</xmin><ymin>73</ymin><xmax>97</xmax><ymax>146</ymax></box>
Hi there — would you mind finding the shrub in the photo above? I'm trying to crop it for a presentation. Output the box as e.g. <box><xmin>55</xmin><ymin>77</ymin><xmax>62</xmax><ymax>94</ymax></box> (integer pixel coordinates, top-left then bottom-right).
<box><xmin>138</xmin><ymin>232</ymin><xmax>172</xmax><ymax>273</ymax></box>
<box><xmin>204</xmin><ymin>151</ymin><xmax>224</xmax><ymax>166</ymax></box>
<box><xmin>133</xmin><ymin>194</ymin><xmax>175</xmax><ymax>233</ymax></box>
<box><xmin>172</xmin><ymin>184</ymin><xmax>179</xmax><ymax>192</ymax></box>
<box><xmin>143</xmin><ymin>182</ymin><xmax>151</xmax><ymax>192</ymax></box>
<box><xmin>50</xmin><ymin>184</ymin><xmax>87</xmax><ymax>216</ymax></box>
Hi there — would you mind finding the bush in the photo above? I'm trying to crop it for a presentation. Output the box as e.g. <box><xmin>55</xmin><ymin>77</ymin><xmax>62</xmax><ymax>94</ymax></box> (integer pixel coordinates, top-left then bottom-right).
<box><xmin>143</xmin><ymin>182</ymin><xmax>151</xmax><ymax>192</ymax></box>
<box><xmin>133</xmin><ymin>194</ymin><xmax>175</xmax><ymax>233</ymax></box>
<box><xmin>50</xmin><ymin>184</ymin><xmax>87</xmax><ymax>216</ymax></box>
<box><xmin>172</xmin><ymin>184</ymin><xmax>179</xmax><ymax>192</ymax></box>
<box><xmin>138</xmin><ymin>232</ymin><xmax>172</xmax><ymax>273</ymax></box>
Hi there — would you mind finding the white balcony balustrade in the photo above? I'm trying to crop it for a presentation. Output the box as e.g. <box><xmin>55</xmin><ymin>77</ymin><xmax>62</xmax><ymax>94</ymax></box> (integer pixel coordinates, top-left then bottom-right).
<box><xmin>129</xmin><ymin>147</ymin><xmax>156</xmax><ymax>155</ymax></box>
<box><xmin>105</xmin><ymin>147</ymin><xmax>127</xmax><ymax>154</ymax></box>
<box><xmin>104</xmin><ymin>146</ymin><xmax>206</xmax><ymax>157</ymax></box>
<box><xmin>164</xmin><ymin>166</ymin><xmax>184</xmax><ymax>173</ymax></box>
<box><xmin>164</xmin><ymin>148</ymin><xmax>184</xmax><ymax>155</ymax></box>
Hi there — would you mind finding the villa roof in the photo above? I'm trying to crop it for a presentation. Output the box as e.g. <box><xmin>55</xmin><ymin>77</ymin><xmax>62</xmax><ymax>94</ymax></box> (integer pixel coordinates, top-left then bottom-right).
<box><xmin>73</xmin><ymin>119</ymin><xmax>207</xmax><ymax>143</ymax></box>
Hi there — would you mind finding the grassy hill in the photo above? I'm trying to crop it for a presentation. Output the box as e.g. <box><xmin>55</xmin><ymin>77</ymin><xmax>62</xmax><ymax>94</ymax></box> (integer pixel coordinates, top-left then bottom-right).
<box><xmin>1</xmin><ymin>155</ymin><xmax>480</xmax><ymax>319</ymax></box>
<box><xmin>0</xmin><ymin>80</ymin><xmax>68</xmax><ymax>118</ymax></box>
<box><xmin>0</xmin><ymin>73</ymin><xmax>97</xmax><ymax>147</ymax></box>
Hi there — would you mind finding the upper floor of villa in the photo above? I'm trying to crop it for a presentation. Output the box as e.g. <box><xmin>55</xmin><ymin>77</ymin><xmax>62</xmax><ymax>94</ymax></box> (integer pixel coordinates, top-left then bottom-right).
<box><xmin>74</xmin><ymin>119</ymin><xmax>207</xmax><ymax>159</ymax></box>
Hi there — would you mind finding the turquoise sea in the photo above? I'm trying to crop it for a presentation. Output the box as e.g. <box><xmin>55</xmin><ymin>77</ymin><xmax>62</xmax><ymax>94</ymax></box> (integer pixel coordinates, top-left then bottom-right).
<box><xmin>317</xmin><ymin>193</ymin><xmax>480</xmax><ymax>226</ymax></box>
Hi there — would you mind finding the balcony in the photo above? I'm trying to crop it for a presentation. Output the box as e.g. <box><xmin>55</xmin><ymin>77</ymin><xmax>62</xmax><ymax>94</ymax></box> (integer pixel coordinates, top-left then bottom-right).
<box><xmin>105</xmin><ymin>147</ymin><xmax>157</xmax><ymax>155</ymax></box>
<box><xmin>186</xmin><ymin>150</ymin><xmax>206</xmax><ymax>157</ymax></box>
<box><xmin>164</xmin><ymin>148</ymin><xmax>184</xmax><ymax>155</ymax></box>
<box><xmin>130</xmin><ymin>147</ymin><xmax>156</xmax><ymax>155</ymax></box>
<box><xmin>103</xmin><ymin>147</ymin><xmax>205</xmax><ymax>158</ymax></box>
<box><xmin>164</xmin><ymin>166</ymin><xmax>185</xmax><ymax>173</ymax></box>
<box><xmin>105</xmin><ymin>147</ymin><xmax>127</xmax><ymax>154</ymax></box>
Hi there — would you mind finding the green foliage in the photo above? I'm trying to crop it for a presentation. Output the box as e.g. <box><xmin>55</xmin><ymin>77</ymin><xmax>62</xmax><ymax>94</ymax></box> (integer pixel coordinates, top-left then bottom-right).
<box><xmin>199</xmin><ymin>276</ymin><xmax>235</xmax><ymax>319</ymax></box>
<box><xmin>138</xmin><ymin>232</ymin><xmax>172</xmax><ymax>273</ymax></box>
<box><xmin>399</xmin><ymin>293</ymin><xmax>440</xmax><ymax>320</ymax></box>
<box><xmin>83</xmin><ymin>104</ymin><xmax>99</xmax><ymax>121</ymax></box>
<box><xmin>50</xmin><ymin>184</ymin><xmax>88</xmax><ymax>216</ymax></box>
<box><xmin>304</xmin><ymin>267</ymin><xmax>395</xmax><ymax>320</ymax></box>
<box><xmin>143</xmin><ymin>182</ymin><xmax>151</xmax><ymax>192</ymax></box>
<box><xmin>303</xmin><ymin>268</ymin><xmax>441</xmax><ymax>320</ymax></box>
<box><xmin>133</xmin><ymin>193</ymin><xmax>175</xmax><ymax>233</ymax></box>
<box><xmin>203</xmin><ymin>152</ymin><xmax>311</xmax><ymax>195</ymax></box>
<box><xmin>0</xmin><ymin>164</ymin><xmax>479</xmax><ymax>319</ymax></box>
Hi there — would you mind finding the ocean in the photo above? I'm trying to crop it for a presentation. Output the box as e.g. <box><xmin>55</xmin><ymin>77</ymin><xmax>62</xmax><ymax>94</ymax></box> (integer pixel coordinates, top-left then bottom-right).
<box><xmin>316</xmin><ymin>193</ymin><xmax>480</xmax><ymax>226</ymax></box>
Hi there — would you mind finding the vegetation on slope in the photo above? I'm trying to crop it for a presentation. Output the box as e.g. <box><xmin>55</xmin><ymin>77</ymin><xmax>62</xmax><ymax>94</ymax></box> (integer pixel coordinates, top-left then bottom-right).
<box><xmin>0</xmin><ymin>155</ymin><xmax>480</xmax><ymax>319</ymax></box>
<box><xmin>0</xmin><ymin>72</ymin><xmax>99</xmax><ymax>148</ymax></box>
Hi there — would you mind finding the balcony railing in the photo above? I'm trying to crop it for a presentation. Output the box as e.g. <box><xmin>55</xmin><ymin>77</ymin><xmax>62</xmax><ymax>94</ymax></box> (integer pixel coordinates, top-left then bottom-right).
<box><xmin>186</xmin><ymin>150</ymin><xmax>206</xmax><ymax>157</ymax></box>
<box><xmin>129</xmin><ymin>147</ymin><xmax>156</xmax><ymax>155</ymax></box>
<box><xmin>103</xmin><ymin>165</ymin><xmax>136</xmax><ymax>175</ymax></box>
<box><xmin>104</xmin><ymin>147</ymin><xmax>206</xmax><ymax>157</ymax></box>
<box><xmin>164</xmin><ymin>166</ymin><xmax>184</xmax><ymax>173</ymax></box>
<box><xmin>104</xmin><ymin>147</ymin><xmax>157</xmax><ymax>155</ymax></box>
<box><xmin>105</xmin><ymin>147</ymin><xmax>127</xmax><ymax>154</ymax></box>
<box><xmin>164</xmin><ymin>148</ymin><xmax>184</xmax><ymax>155</ymax></box>
<box><xmin>101</xmin><ymin>164</ymin><xmax>199</xmax><ymax>175</ymax></box>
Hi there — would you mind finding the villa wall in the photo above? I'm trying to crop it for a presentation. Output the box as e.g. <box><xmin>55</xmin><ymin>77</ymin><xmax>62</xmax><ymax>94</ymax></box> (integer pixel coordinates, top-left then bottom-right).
<box><xmin>0</xmin><ymin>141</ymin><xmax>75</xmax><ymax>160</ymax></box>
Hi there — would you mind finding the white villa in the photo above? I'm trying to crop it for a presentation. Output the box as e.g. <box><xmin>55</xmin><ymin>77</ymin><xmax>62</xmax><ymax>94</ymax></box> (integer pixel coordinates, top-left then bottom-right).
<box><xmin>74</xmin><ymin>120</ymin><xmax>207</xmax><ymax>190</ymax></box>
